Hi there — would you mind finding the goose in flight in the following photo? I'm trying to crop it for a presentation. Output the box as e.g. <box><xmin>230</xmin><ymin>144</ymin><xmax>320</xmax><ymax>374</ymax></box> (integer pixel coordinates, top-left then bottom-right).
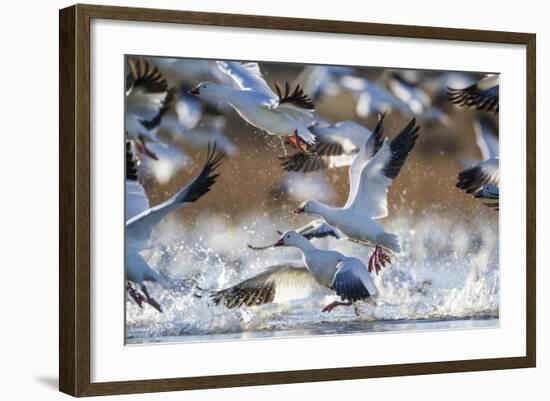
<box><xmin>474</xmin><ymin>184</ymin><xmax>499</xmax><ymax>210</ymax></box>
<box><xmin>294</xmin><ymin>115</ymin><xmax>420</xmax><ymax>274</ymax></box>
<box><xmin>387</xmin><ymin>73</ymin><xmax>449</xmax><ymax>126</ymax></box>
<box><xmin>126</xmin><ymin>58</ymin><xmax>175</xmax><ymax>159</ymax></box>
<box><xmin>247</xmin><ymin>219</ymin><xmax>339</xmax><ymax>250</ymax></box>
<box><xmin>213</xmin><ymin>231</ymin><xmax>378</xmax><ymax>314</ymax></box>
<box><xmin>291</xmin><ymin>65</ymin><xmax>355</xmax><ymax>100</ymax></box>
<box><xmin>188</xmin><ymin>61</ymin><xmax>316</xmax><ymax>153</ymax></box>
<box><xmin>457</xmin><ymin>159</ymin><xmax>500</xmax><ymax>210</ymax></box>
<box><xmin>338</xmin><ymin>74</ymin><xmax>410</xmax><ymax>119</ymax></box>
<box><xmin>125</xmin><ymin>143</ymin><xmax>224</xmax><ymax>311</ymax></box>
<box><xmin>280</xmin><ymin>119</ymin><xmax>377</xmax><ymax>173</ymax></box>
<box><xmin>456</xmin><ymin>117</ymin><xmax>500</xmax><ymax>210</ymax></box>
<box><xmin>447</xmin><ymin>74</ymin><xmax>499</xmax><ymax>114</ymax></box>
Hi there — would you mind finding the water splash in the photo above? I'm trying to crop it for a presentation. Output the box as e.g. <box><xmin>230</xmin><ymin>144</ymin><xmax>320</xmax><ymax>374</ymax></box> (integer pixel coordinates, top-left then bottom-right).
<box><xmin>126</xmin><ymin>211</ymin><xmax>498</xmax><ymax>343</ymax></box>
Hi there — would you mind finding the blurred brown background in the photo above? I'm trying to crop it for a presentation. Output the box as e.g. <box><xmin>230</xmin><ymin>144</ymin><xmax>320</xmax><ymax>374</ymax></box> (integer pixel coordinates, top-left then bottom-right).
<box><xmin>139</xmin><ymin>60</ymin><xmax>498</xmax><ymax>230</ymax></box>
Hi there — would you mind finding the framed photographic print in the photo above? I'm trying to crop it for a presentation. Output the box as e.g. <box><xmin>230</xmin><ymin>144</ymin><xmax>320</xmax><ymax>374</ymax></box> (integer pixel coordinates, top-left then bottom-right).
<box><xmin>59</xmin><ymin>4</ymin><xmax>536</xmax><ymax>397</ymax></box>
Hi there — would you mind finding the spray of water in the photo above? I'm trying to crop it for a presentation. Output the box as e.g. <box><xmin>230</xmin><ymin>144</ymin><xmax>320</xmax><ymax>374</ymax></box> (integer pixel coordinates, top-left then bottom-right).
<box><xmin>126</xmin><ymin>211</ymin><xmax>498</xmax><ymax>343</ymax></box>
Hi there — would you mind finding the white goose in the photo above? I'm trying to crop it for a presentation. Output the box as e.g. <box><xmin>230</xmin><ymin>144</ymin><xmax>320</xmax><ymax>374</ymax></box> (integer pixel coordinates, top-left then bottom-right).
<box><xmin>125</xmin><ymin>143</ymin><xmax>224</xmax><ymax>311</ymax></box>
<box><xmin>247</xmin><ymin>219</ymin><xmax>339</xmax><ymax>250</ymax></box>
<box><xmin>447</xmin><ymin>74</ymin><xmax>500</xmax><ymax>114</ymax></box>
<box><xmin>280</xmin><ymin>119</ymin><xmax>377</xmax><ymax>173</ymax></box>
<box><xmin>387</xmin><ymin>73</ymin><xmax>449</xmax><ymax>126</ymax></box>
<box><xmin>338</xmin><ymin>74</ymin><xmax>410</xmax><ymax>119</ymax></box>
<box><xmin>294</xmin><ymin>115</ymin><xmax>420</xmax><ymax>274</ymax></box>
<box><xmin>457</xmin><ymin>158</ymin><xmax>500</xmax><ymax>209</ymax></box>
<box><xmin>292</xmin><ymin>65</ymin><xmax>355</xmax><ymax>100</ymax></box>
<box><xmin>456</xmin><ymin>117</ymin><xmax>500</xmax><ymax>210</ymax></box>
<box><xmin>213</xmin><ymin>231</ymin><xmax>378</xmax><ymax>314</ymax></box>
<box><xmin>126</xmin><ymin>58</ymin><xmax>174</xmax><ymax>159</ymax></box>
<box><xmin>188</xmin><ymin>61</ymin><xmax>316</xmax><ymax>153</ymax></box>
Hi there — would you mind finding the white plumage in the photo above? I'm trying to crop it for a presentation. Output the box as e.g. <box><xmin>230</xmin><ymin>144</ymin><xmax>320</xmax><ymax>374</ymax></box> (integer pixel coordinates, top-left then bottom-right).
<box><xmin>125</xmin><ymin>144</ymin><xmax>224</xmax><ymax>311</ymax></box>
<box><xmin>213</xmin><ymin>231</ymin><xmax>377</xmax><ymax>314</ymax></box>
<box><xmin>295</xmin><ymin>115</ymin><xmax>420</xmax><ymax>274</ymax></box>
<box><xmin>188</xmin><ymin>61</ymin><xmax>317</xmax><ymax>151</ymax></box>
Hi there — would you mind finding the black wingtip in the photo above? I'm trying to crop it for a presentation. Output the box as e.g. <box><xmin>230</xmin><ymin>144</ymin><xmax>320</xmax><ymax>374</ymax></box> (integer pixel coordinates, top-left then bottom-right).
<box><xmin>279</xmin><ymin>153</ymin><xmax>327</xmax><ymax>173</ymax></box>
<box><xmin>446</xmin><ymin>81</ymin><xmax>499</xmax><ymax>114</ymax></box>
<box><xmin>125</xmin><ymin>140</ymin><xmax>139</xmax><ymax>181</ymax></box>
<box><xmin>361</xmin><ymin>113</ymin><xmax>387</xmax><ymax>160</ymax></box>
<box><xmin>275</xmin><ymin>80</ymin><xmax>315</xmax><ymax>111</ymax></box>
<box><xmin>456</xmin><ymin>164</ymin><xmax>489</xmax><ymax>194</ymax></box>
<box><xmin>126</xmin><ymin>58</ymin><xmax>169</xmax><ymax>94</ymax></box>
<box><xmin>139</xmin><ymin>86</ymin><xmax>176</xmax><ymax>130</ymax></box>
<box><xmin>180</xmin><ymin>142</ymin><xmax>225</xmax><ymax>204</ymax></box>
<box><xmin>382</xmin><ymin>118</ymin><xmax>420</xmax><ymax>180</ymax></box>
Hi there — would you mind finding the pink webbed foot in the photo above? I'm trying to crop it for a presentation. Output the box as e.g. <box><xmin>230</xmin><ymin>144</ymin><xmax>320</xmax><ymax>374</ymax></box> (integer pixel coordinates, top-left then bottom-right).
<box><xmin>285</xmin><ymin>131</ymin><xmax>310</xmax><ymax>154</ymax></box>
<box><xmin>368</xmin><ymin>246</ymin><xmax>392</xmax><ymax>275</ymax></box>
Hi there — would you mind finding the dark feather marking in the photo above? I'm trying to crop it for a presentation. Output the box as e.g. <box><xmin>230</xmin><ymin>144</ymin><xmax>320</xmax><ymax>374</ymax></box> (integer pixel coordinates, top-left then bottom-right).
<box><xmin>139</xmin><ymin>86</ymin><xmax>176</xmax><ymax>130</ymax></box>
<box><xmin>274</xmin><ymin>81</ymin><xmax>315</xmax><ymax>111</ymax></box>
<box><xmin>447</xmin><ymin>82</ymin><xmax>499</xmax><ymax>114</ymax></box>
<box><xmin>330</xmin><ymin>269</ymin><xmax>371</xmax><ymax>302</ymax></box>
<box><xmin>125</xmin><ymin>140</ymin><xmax>139</xmax><ymax>181</ymax></box>
<box><xmin>181</xmin><ymin>143</ymin><xmax>225</xmax><ymax>204</ymax></box>
<box><xmin>303</xmin><ymin>229</ymin><xmax>339</xmax><ymax>241</ymax></box>
<box><xmin>364</xmin><ymin>112</ymin><xmax>386</xmax><ymax>159</ymax></box>
<box><xmin>279</xmin><ymin>114</ymin><xmax>386</xmax><ymax>174</ymax></box>
<box><xmin>383</xmin><ymin>118</ymin><xmax>420</xmax><ymax>180</ymax></box>
<box><xmin>456</xmin><ymin>165</ymin><xmax>492</xmax><ymax>194</ymax></box>
<box><xmin>211</xmin><ymin>281</ymin><xmax>276</xmax><ymax>309</ymax></box>
<box><xmin>126</xmin><ymin>58</ymin><xmax>169</xmax><ymax>94</ymax></box>
<box><xmin>483</xmin><ymin>202</ymin><xmax>500</xmax><ymax>211</ymax></box>
<box><xmin>314</xmin><ymin>136</ymin><xmax>345</xmax><ymax>157</ymax></box>
<box><xmin>279</xmin><ymin>153</ymin><xmax>328</xmax><ymax>173</ymax></box>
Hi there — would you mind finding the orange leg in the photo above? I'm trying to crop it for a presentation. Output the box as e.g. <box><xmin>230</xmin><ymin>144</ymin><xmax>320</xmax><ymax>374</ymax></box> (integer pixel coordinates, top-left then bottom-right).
<box><xmin>368</xmin><ymin>246</ymin><xmax>392</xmax><ymax>275</ymax></box>
<box><xmin>284</xmin><ymin>132</ymin><xmax>310</xmax><ymax>154</ymax></box>
<box><xmin>322</xmin><ymin>300</ymin><xmax>353</xmax><ymax>313</ymax></box>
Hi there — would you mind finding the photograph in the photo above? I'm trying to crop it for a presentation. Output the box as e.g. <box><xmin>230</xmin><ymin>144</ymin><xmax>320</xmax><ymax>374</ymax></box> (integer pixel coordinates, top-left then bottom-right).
<box><xmin>124</xmin><ymin>55</ymin><xmax>500</xmax><ymax>345</ymax></box>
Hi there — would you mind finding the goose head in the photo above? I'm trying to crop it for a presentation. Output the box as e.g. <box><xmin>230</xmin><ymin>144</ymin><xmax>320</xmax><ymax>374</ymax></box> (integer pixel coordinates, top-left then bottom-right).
<box><xmin>294</xmin><ymin>200</ymin><xmax>323</xmax><ymax>215</ymax></box>
<box><xmin>188</xmin><ymin>82</ymin><xmax>222</xmax><ymax>98</ymax></box>
<box><xmin>273</xmin><ymin>230</ymin><xmax>307</xmax><ymax>248</ymax></box>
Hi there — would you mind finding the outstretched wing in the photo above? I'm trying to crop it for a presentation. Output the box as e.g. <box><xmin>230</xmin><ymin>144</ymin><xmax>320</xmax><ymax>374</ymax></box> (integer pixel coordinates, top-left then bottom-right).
<box><xmin>346</xmin><ymin>118</ymin><xmax>420</xmax><ymax>218</ymax></box>
<box><xmin>457</xmin><ymin>157</ymin><xmax>500</xmax><ymax>194</ymax></box>
<box><xmin>125</xmin><ymin>141</ymin><xmax>150</xmax><ymax>221</ymax></box>
<box><xmin>273</xmin><ymin>81</ymin><xmax>315</xmax><ymax>115</ymax></box>
<box><xmin>211</xmin><ymin>261</ymin><xmax>329</xmax><ymax>308</ymax></box>
<box><xmin>217</xmin><ymin>60</ymin><xmax>314</xmax><ymax>121</ymax></box>
<box><xmin>474</xmin><ymin>116</ymin><xmax>499</xmax><ymax>160</ymax></box>
<box><xmin>447</xmin><ymin>75</ymin><xmax>499</xmax><ymax>114</ymax></box>
<box><xmin>126</xmin><ymin>58</ymin><xmax>174</xmax><ymax>130</ymax></box>
<box><xmin>331</xmin><ymin>257</ymin><xmax>378</xmax><ymax>302</ymax></box>
<box><xmin>216</xmin><ymin>61</ymin><xmax>277</xmax><ymax>104</ymax></box>
<box><xmin>344</xmin><ymin>114</ymin><xmax>386</xmax><ymax>210</ymax></box>
<box><xmin>279</xmin><ymin>120</ymin><xmax>374</xmax><ymax>173</ymax></box>
<box><xmin>296</xmin><ymin>220</ymin><xmax>340</xmax><ymax>240</ymax></box>
<box><xmin>127</xmin><ymin>144</ymin><xmax>224</xmax><ymax>241</ymax></box>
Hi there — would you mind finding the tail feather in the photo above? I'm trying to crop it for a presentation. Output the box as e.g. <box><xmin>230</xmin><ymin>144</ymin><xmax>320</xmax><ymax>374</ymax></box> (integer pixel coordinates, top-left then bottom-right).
<box><xmin>377</xmin><ymin>233</ymin><xmax>401</xmax><ymax>254</ymax></box>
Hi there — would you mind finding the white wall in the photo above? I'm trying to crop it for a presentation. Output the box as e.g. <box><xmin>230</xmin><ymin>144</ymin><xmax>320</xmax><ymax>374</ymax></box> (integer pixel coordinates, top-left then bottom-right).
<box><xmin>0</xmin><ymin>0</ymin><xmax>545</xmax><ymax>399</ymax></box>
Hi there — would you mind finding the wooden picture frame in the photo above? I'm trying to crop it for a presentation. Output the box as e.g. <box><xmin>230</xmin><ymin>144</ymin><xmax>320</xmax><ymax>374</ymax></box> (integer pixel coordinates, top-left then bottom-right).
<box><xmin>59</xmin><ymin>3</ymin><xmax>536</xmax><ymax>397</ymax></box>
